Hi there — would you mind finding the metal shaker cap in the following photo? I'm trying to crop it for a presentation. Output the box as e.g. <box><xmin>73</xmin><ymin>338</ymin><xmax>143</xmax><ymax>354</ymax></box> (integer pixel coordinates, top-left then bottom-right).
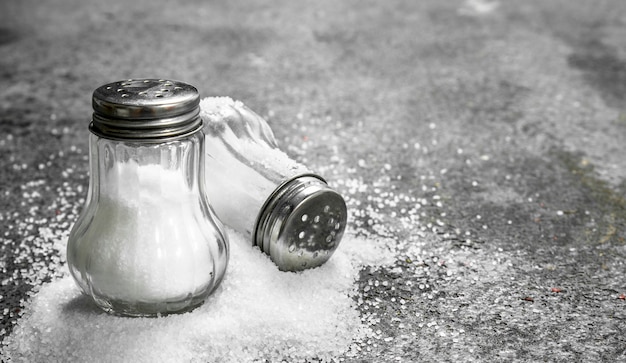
<box><xmin>90</xmin><ymin>79</ymin><xmax>202</xmax><ymax>141</ymax></box>
<box><xmin>255</xmin><ymin>175</ymin><xmax>348</xmax><ymax>271</ymax></box>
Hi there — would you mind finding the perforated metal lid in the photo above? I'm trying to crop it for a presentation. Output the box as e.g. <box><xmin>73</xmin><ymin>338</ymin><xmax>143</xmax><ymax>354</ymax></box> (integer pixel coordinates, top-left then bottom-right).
<box><xmin>255</xmin><ymin>175</ymin><xmax>348</xmax><ymax>272</ymax></box>
<box><xmin>90</xmin><ymin>79</ymin><xmax>202</xmax><ymax>141</ymax></box>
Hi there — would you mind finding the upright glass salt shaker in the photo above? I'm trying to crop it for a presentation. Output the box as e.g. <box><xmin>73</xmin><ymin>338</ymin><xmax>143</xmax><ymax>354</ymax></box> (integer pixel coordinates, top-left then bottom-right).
<box><xmin>67</xmin><ymin>79</ymin><xmax>229</xmax><ymax>317</ymax></box>
<box><xmin>200</xmin><ymin>97</ymin><xmax>347</xmax><ymax>272</ymax></box>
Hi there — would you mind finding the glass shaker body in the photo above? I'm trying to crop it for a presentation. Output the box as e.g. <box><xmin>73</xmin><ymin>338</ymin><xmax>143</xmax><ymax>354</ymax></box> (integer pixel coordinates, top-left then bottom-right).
<box><xmin>67</xmin><ymin>79</ymin><xmax>229</xmax><ymax>316</ymax></box>
<box><xmin>201</xmin><ymin>97</ymin><xmax>347</xmax><ymax>272</ymax></box>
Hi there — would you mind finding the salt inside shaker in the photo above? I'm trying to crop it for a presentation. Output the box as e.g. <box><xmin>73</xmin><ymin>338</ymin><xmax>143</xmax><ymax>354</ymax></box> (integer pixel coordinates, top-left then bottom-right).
<box><xmin>67</xmin><ymin>79</ymin><xmax>229</xmax><ymax>316</ymax></box>
<box><xmin>200</xmin><ymin>97</ymin><xmax>347</xmax><ymax>271</ymax></box>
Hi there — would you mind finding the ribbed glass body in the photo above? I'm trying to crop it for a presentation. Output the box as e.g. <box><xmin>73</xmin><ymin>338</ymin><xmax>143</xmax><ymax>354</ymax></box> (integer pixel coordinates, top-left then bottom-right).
<box><xmin>67</xmin><ymin>131</ymin><xmax>228</xmax><ymax>316</ymax></box>
<box><xmin>200</xmin><ymin>97</ymin><xmax>347</xmax><ymax>272</ymax></box>
<box><xmin>201</xmin><ymin>101</ymin><xmax>310</xmax><ymax>241</ymax></box>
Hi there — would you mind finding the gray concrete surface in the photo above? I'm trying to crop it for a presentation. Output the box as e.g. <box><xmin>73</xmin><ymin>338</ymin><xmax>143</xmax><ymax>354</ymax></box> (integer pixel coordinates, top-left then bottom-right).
<box><xmin>1</xmin><ymin>0</ymin><xmax>625</xmax><ymax>361</ymax></box>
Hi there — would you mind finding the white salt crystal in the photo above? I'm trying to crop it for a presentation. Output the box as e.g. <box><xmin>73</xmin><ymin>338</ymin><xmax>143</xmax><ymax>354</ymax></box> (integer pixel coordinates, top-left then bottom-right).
<box><xmin>199</xmin><ymin>97</ymin><xmax>244</xmax><ymax>120</ymax></box>
<box><xmin>199</xmin><ymin>97</ymin><xmax>312</xmax><ymax>240</ymax></box>
<box><xmin>2</xmin><ymin>229</ymin><xmax>394</xmax><ymax>362</ymax></box>
<box><xmin>69</xmin><ymin>162</ymin><xmax>219</xmax><ymax>302</ymax></box>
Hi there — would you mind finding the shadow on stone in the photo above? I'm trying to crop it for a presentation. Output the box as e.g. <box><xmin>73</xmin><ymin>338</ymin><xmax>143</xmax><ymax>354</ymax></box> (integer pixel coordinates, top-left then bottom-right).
<box><xmin>0</xmin><ymin>27</ymin><xmax>19</xmax><ymax>46</ymax></box>
<box><xmin>61</xmin><ymin>294</ymin><xmax>102</xmax><ymax>316</ymax></box>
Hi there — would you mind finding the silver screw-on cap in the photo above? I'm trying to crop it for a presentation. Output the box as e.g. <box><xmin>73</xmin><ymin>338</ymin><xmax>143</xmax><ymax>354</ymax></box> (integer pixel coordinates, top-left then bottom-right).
<box><xmin>255</xmin><ymin>175</ymin><xmax>348</xmax><ymax>272</ymax></box>
<box><xmin>90</xmin><ymin>79</ymin><xmax>202</xmax><ymax>141</ymax></box>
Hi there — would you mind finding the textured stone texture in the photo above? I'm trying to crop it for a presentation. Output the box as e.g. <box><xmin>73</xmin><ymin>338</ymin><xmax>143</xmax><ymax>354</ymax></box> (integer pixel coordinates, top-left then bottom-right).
<box><xmin>1</xmin><ymin>0</ymin><xmax>625</xmax><ymax>361</ymax></box>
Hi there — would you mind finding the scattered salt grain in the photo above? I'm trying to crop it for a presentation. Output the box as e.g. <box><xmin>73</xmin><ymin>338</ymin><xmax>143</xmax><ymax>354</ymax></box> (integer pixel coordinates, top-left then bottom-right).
<box><xmin>1</xmin><ymin>229</ymin><xmax>394</xmax><ymax>362</ymax></box>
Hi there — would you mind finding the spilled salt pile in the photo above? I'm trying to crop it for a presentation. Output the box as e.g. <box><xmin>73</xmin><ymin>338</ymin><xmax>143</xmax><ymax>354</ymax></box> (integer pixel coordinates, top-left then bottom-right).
<box><xmin>1</xmin><ymin>228</ymin><xmax>394</xmax><ymax>362</ymax></box>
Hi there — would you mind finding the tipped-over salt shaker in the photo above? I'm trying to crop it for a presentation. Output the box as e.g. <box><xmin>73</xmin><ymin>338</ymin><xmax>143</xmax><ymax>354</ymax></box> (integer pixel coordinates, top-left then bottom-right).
<box><xmin>200</xmin><ymin>97</ymin><xmax>347</xmax><ymax>272</ymax></box>
<box><xmin>67</xmin><ymin>79</ymin><xmax>229</xmax><ymax>317</ymax></box>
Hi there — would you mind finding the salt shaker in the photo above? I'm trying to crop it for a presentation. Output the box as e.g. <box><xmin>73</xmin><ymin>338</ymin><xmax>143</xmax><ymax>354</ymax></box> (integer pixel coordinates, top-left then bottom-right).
<box><xmin>67</xmin><ymin>79</ymin><xmax>229</xmax><ymax>317</ymax></box>
<box><xmin>200</xmin><ymin>97</ymin><xmax>347</xmax><ymax>272</ymax></box>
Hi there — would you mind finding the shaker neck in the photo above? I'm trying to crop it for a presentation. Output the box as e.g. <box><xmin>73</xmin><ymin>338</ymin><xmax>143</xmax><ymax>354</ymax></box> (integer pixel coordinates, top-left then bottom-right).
<box><xmin>88</xmin><ymin>132</ymin><xmax>205</xmax><ymax>202</ymax></box>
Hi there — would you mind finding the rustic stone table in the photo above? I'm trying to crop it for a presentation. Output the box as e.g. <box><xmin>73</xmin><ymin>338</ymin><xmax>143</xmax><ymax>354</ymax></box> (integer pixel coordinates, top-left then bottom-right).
<box><xmin>1</xmin><ymin>0</ymin><xmax>624</xmax><ymax>361</ymax></box>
